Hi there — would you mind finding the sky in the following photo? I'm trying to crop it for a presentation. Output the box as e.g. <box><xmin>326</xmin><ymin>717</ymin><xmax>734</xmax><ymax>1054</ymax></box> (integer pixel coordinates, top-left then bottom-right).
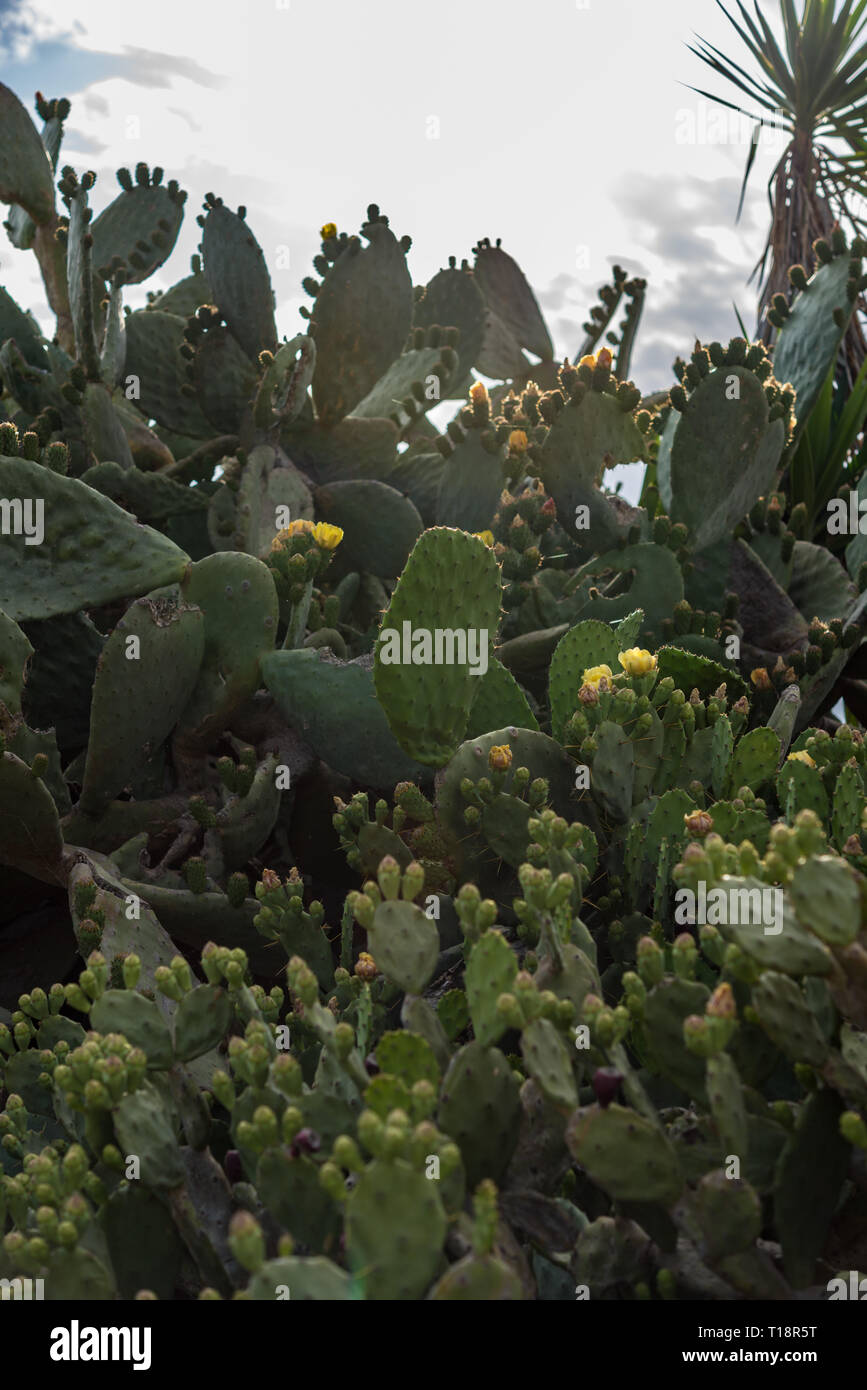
<box><xmin>0</xmin><ymin>0</ymin><xmax>787</xmax><ymax>397</ymax></box>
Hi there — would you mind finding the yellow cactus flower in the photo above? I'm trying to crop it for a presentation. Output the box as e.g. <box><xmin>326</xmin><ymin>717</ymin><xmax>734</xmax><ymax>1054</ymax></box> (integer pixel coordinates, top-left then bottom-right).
<box><xmin>582</xmin><ymin>664</ymin><xmax>613</xmax><ymax>691</ymax></box>
<box><xmin>787</xmin><ymin>750</ymin><xmax>816</xmax><ymax>768</ymax></box>
<box><xmin>508</xmin><ymin>429</ymin><xmax>528</xmax><ymax>453</ymax></box>
<box><xmin>469</xmin><ymin>381</ymin><xmax>489</xmax><ymax>405</ymax></box>
<box><xmin>474</xmin><ymin>530</ymin><xmax>494</xmax><ymax>547</ymax></box>
<box><xmin>320</xmin><ymin>222</ymin><xmax>337</xmax><ymax>240</ymax></box>
<box><xmin>578</xmin><ymin>354</ymin><xmax>597</xmax><ymax>370</ymax></box>
<box><xmin>750</xmin><ymin>667</ymin><xmax>772</xmax><ymax>691</ymax></box>
<box><xmin>311</xmin><ymin>521</ymin><xmax>343</xmax><ymax>550</ymax></box>
<box><xmin>271</xmin><ymin>519</ymin><xmax>314</xmax><ymax>549</ymax></box>
<box><xmin>488</xmin><ymin>745</ymin><xmax>512</xmax><ymax>773</ymax></box>
<box><xmin>596</xmin><ymin>346</ymin><xmax>613</xmax><ymax>369</ymax></box>
<box><xmin>618</xmin><ymin>648</ymin><xmax>657</xmax><ymax>677</ymax></box>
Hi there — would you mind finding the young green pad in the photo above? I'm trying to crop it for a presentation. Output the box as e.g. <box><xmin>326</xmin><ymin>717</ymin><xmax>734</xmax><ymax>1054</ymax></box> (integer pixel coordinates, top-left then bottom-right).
<box><xmin>89</xmin><ymin>989</ymin><xmax>175</xmax><ymax>1068</ymax></box>
<box><xmin>520</xmin><ymin>1017</ymin><xmax>578</xmax><ymax>1110</ymax></box>
<box><xmin>366</xmin><ymin>898</ymin><xmax>439</xmax><ymax>996</ymax></box>
<box><xmin>465</xmin><ymin>929</ymin><xmax>517</xmax><ymax>1048</ymax></box>
<box><xmin>173</xmin><ymin>984</ymin><xmax>233</xmax><ymax>1063</ymax></box>
<box><xmin>374</xmin><ymin>528</ymin><xmax>503</xmax><ymax>766</ymax></box>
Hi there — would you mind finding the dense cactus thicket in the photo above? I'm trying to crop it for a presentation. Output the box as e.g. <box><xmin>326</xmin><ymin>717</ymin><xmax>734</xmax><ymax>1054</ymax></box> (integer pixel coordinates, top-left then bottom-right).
<box><xmin>3</xmin><ymin>82</ymin><xmax>867</xmax><ymax>1302</ymax></box>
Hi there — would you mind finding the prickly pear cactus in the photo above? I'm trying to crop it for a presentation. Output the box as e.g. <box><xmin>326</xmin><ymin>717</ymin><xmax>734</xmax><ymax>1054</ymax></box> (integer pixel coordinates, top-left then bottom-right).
<box><xmin>1</xmin><ymin>73</ymin><xmax>867</xmax><ymax>1305</ymax></box>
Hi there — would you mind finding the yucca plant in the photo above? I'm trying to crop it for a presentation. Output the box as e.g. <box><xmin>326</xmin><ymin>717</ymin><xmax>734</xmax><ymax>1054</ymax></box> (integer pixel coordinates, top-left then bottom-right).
<box><xmin>689</xmin><ymin>0</ymin><xmax>867</xmax><ymax>372</ymax></box>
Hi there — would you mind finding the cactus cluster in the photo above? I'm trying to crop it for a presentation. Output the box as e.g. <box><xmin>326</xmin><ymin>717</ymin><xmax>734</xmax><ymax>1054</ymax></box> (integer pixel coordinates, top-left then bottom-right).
<box><xmin>3</xmin><ymin>81</ymin><xmax>867</xmax><ymax>1301</ymax></box>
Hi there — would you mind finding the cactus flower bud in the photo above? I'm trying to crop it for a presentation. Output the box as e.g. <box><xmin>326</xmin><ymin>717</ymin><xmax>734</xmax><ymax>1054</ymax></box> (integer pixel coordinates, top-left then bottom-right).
<box><xmin>636</xmin><ymin>936</ymin><xmax>664</xmax><ymax>987</ymax></box>
<box><xmin>401</xmin><ymin>861</ymin><xmax>425</xmax><ymax>901</ymax></box>
<box><xmin>354</xmin><ymin>951</ymin><xmax>377</xmax><ymax>982</ymax></box>
<box><xmin>488</xmin><ymin>744</ymin><xmax>513</xmax><ymax>773</ymax></box>
<box><xmin>840</xmin><ymin>1111</ymin><xmax>867</xmax><ymax>1149</ymax></box>
<box><xmin>228</xmin><ymin>1211</ymin><xmax>265</xmax><ymax>1273</ymax></box>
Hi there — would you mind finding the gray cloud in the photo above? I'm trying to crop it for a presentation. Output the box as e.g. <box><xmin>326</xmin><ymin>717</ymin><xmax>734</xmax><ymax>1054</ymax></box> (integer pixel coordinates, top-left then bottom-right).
<box><xmin>112</xmin><ymin>46</ymin><xmax>226</xmax><ymax>91</ymax></box>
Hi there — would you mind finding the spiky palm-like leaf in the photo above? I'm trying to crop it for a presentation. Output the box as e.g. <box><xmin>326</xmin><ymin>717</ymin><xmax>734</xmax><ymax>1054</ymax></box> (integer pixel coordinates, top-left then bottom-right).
<box><xmin>689</xmin><ymin>0</ymin><xmax>867</xmax><ymax>369</ymax></box>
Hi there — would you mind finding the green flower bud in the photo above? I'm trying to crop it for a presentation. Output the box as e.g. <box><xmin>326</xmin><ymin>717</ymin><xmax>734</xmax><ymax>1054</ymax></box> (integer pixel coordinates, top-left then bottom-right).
<box><xmin>376</xmin><ymin>855</ymin><xmax>402</xmax><ymax>901</ymax></box>
<box><xmin>636</xmin><ymin>935</ymin><xmax>664</xmax><ymax>987</ymax></box>
<box><xmin>154</xmin><ymin>965</ymin><xmax>184</xmax><ymax>1002</ymax></box>
<box><xmin>228</xmin><ymin>1211</ymin><xmax>265</xmax><ymax>1273</ymax></box>
<box><xmin>122</xmin><ymin>955</ymin><xmax>141</xmax><ymax>990</ymax></box>
<box><xmin>333</xmin><ymin>1022</ymin><xmax>355</xmax><ymax>1060</ymax></box>
<box><xmin>170</xmin><ymin>955</ymin><xmax>193</xmax><ymax>994</ymax></box>
<box><xmin>317</xmin><ymin>1160</ymin><xmax>345</xmax><ymax>1203</ymax></box>
<box><xmin>357</xmin><ymin>1108</ymin><xmax>385</xmax><ymax>1157</ymax></box>
<box><xmin>210</xmin><ymin>1069</ymin><xmax>235</xmax><ymax>1111</ymax></box>
<box><xmin>332</xmin><ymin>1134</ymin><xmax>364</xmax><ymax>1172</ymax></box>
<box><xmin>840</xmin><ymin>1111</ymin><xmax>867</xmax><ymax>1149</ymax></box>
<box><xmin>253</xmin><ymin>1105</ymin><xmax>279</xmax><ymax>1148</ymax></box>
<box><xmin>281</xmin><ymin>1106</ymin><xmax>304</xmax><ymax>1144</ymax></box>
<box><xmin>401</xmin><ymin>861</ymin><xmax>425</xmax><ymax>901</ymax></box>
<box><xmin>56</xmin><ymin>1220</ymin><xmax>78</xmax><ymax>1249</ymax></box>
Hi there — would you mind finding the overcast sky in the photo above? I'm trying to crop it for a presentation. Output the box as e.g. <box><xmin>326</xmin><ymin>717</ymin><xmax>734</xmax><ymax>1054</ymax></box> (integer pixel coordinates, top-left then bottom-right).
<box><xmin>1</xmin><ymin>0</ymin><xmax>785</xmax><ymax>393</ymax></box>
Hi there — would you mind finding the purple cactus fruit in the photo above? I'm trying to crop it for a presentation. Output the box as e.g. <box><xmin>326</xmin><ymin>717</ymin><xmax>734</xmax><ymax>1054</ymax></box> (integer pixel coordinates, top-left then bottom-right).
<box><xmin>224</xmin><ymin>1149</ymin><xmax>242</xmax><ymax>1183</ymax></box>
<box><xmin>290</xmin><ymin>1127</ymin><xmax>322</xmax><ymax>1158</ymax></box>
<box><xmin>592</xmin><ymin>1067</ymin><xmax>623</xmax><ymax>1109</ymax></box>
<box><xmin>364</xmin><ymin>1054</ymin><xmax>380</xmax><ymax>1077</ymax></box>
